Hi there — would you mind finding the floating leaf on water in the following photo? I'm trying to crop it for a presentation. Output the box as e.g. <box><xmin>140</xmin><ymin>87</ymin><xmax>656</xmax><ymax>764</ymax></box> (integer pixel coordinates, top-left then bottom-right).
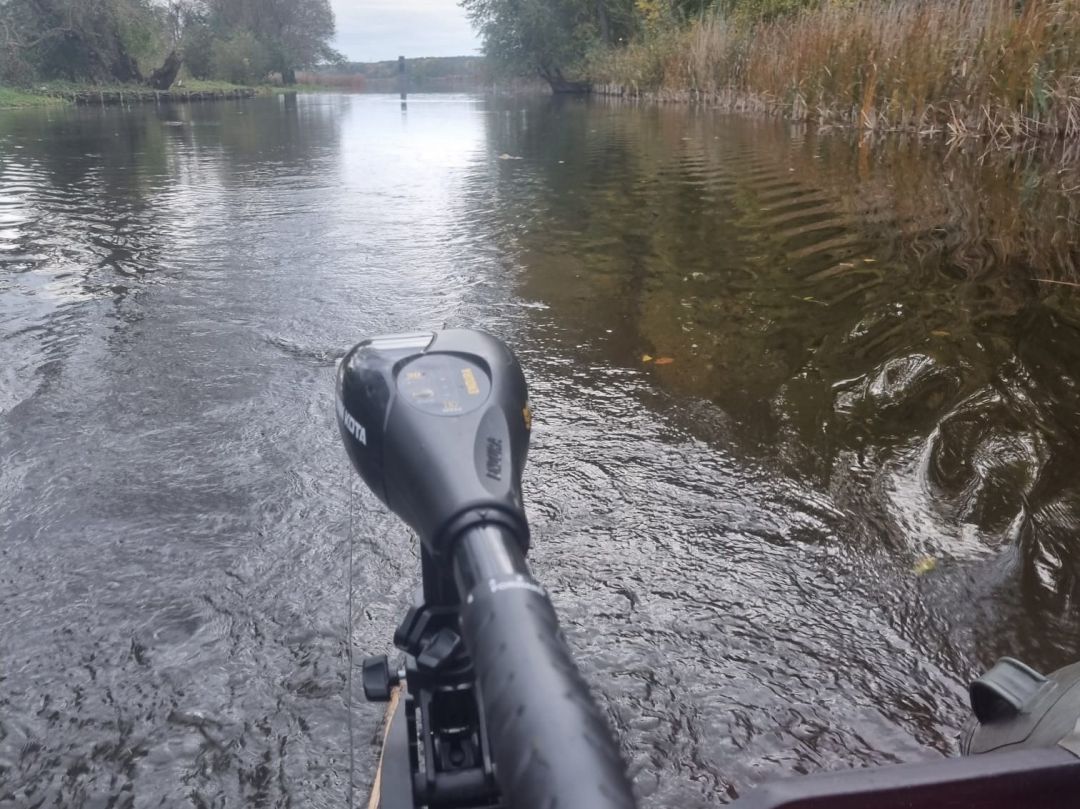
<box><xmin>931</xmin><ymin>329</ymin><xmax>950</xmax><ymax>337</ymax></box>
<box><xmin>654</xmin><ymin>357</ymin><xmax>675</xmax><ymax>365</ymax></box>
<box><xmin>642</xmin><ymin>354</ymin><xmax>653</xmax><ymax>363</ymax></box>
<box><xmin>913</xmin><ymin>556</ymin><xmax>937</xmax><ymax>575</ymax></box>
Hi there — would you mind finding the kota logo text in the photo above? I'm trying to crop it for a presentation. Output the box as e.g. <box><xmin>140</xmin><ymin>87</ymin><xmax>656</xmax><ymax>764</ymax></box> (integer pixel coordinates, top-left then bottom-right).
<box><xmin>337</xmin><ymin>398</ymin><xmax>367</xmax><ymax>446</ymax></box>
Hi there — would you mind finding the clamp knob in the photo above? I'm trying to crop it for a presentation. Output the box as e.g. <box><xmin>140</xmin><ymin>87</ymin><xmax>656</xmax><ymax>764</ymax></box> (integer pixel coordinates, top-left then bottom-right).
<box><xmin>362</xmin><ymin>655</ymin><xmax>400</xmax><ymax>702</ymax></box>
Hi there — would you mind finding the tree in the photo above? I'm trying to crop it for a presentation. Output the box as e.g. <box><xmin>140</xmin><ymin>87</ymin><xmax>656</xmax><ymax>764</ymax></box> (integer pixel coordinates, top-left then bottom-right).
<box><xmin>147</xmin><ymin>44</ymin><xmax>183</xmax><ymax>88</ymax></box>
<box><xmin>0</xmin><ymin>0</ymin><xmax>340</xmax><ymax>87</ymax></box>
<box><xmin>461</xmin><ymin>0</ymin><xmax>634</xmax><ymax>91</ymax></box>
<box><xmin>208</xmin><ymin>0</ymin><xmax>340</xmax><ymax>84</ymax></box>
<box><xmin>0</xmin><ymin>0</ymin><xmax>166</xmax><ymax>83</ymax></box>
<box><xmin>162</xmin><ymin>0</ymin><xmax>202</xmax><ymax>44</ymax></box>
<box><xmin>209</xmin><ymin>28</ymin><xmax>269</xmax><ymax>84</ymax></box>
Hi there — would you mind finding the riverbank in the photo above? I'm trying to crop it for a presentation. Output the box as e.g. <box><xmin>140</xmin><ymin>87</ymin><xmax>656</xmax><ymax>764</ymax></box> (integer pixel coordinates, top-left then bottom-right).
<box><xmin>0</xmin><ymin>87</ymin><xmax>66</xmax><ymax>108</ymax></box>
<box><xmin>586</xmin><ymin>0</ymin><xmax>1080</xmax><ymax>146</ymax></box>
<box><xmin>0</xmin><ymin>81</ymin><xmax>352</xmax><ymax>109</ymax></box>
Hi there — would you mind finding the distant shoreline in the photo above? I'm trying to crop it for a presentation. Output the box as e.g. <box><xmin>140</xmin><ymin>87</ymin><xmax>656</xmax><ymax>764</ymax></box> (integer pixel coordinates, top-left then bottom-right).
<box><xmin>0</xmin><ymin>82</ymin><xmax>543</xmax><ymax>110</ymax></box>
<box><xmin>0</xmin><ymin>81</ymin><xmax>385</xmax><ymax>109</ymax></box>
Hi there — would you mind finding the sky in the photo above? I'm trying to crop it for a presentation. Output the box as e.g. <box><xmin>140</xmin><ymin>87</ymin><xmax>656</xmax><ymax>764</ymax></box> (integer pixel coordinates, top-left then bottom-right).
<box><xmin>330</xmin><ymin>0</ymin><xmax>482</xmax><ymax>63</ymax></box>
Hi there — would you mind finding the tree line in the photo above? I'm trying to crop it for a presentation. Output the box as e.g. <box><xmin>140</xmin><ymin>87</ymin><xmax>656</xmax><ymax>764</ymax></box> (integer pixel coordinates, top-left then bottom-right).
<box><xmin>0</xmin><ymin>0</ymin><xmax>341</xmax><ymax>88</ymax></box>
<box><xmin>460</xmin><ymin>0</ymin><xmax>824</xmax><ymax>91</ymax></box>
<box><xmin>327</xmin><ymin>56</ymin><xmax>486</xmax><ymax>82</ymax></box>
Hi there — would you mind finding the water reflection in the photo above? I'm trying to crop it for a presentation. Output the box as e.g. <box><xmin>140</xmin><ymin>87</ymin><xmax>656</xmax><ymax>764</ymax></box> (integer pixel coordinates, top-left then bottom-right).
<box><xmin>2</xmin><ymin>94</ymin><xmax>1079</xmax><ymax>809</ymax></box>
<box><xmin>467</xmin><ymin>95</ymin><xmax>1080</xmax><ymax>683</ymax></box>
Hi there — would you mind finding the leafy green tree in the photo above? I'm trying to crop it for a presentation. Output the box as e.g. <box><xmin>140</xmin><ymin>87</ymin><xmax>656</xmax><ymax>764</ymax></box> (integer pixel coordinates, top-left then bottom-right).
<box><xmin>461</xmin><ymin>0</ymin><xmax>634</xmax><ymax>89</ymax></box>
<box><xmin>180</xmin><ymin>19</ymin><xmax>217</xmax><ymax>79</ymax></box>
<box><xmin>207</xmin><ymin>0</ymin><xmax>340</xmax><ymax>83</ymax></box>
<box><xmin>0</xmin><ymin>0</ymin><xmax>340</xmax><ymax>86</ymax></box>
<box><xmin>209</xmin><ymin>28</ymin><xmax>269</xmax><ymax>83</ymax></box>
<box><xmin>0</xmin><ymin>0</ymin><xmax>164</xmax><ymax>82</ymax></box>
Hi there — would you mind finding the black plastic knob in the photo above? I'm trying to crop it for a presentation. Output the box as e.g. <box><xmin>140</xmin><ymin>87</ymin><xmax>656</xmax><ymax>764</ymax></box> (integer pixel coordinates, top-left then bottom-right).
<box><xmin>362</xmin><ymin>654</ymin><xmax>398</xmax><ymax>702</ymax></box>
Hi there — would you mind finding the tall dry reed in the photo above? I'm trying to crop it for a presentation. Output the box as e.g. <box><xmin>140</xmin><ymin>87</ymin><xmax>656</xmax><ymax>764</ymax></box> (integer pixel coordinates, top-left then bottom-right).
<box><xmin>589</xmin><ymin>0</ymin><xmax>1080</xmax><ymax>142</ymax></box>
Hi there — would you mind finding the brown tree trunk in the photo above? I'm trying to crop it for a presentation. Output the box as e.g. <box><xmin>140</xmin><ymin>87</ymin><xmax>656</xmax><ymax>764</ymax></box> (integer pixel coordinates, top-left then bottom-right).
<box><xmin>540</xmin><ymin>67</ymin><xmax>590</xmax><ymax>94</ymax></box>
<box><xmin>147</xmin><ymin>49</ymin><xmax>183</xmax><ymax>90</ymax></box>
<box><xmin>107</xmin><ymin>23</ymin><xmax>143</xmax><ymax>84</ymax></box>
<box><xmin>547</xmin><ymin>78</ymin><xmax>591</xmax><ymax>94</ymax></box>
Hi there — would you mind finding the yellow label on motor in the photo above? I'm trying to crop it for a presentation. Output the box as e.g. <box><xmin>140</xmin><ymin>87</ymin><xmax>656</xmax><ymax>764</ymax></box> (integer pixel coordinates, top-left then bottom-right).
<box><xmin>522</xmin><ymin>404</ymin><xmax>533</xmax><ymax>431</ymax></box>
<box><xmin>461</xmin><ymin>367</ymin><xmax>480</xmax><ymax>396</ymax></box>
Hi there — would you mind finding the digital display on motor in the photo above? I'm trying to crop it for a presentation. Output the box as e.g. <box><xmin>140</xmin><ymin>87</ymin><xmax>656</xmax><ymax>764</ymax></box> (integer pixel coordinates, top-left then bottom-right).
<box><xmin>397</xmin><ymin>354</ymin><xmax>492</xmax><ymax>416</ymax></box>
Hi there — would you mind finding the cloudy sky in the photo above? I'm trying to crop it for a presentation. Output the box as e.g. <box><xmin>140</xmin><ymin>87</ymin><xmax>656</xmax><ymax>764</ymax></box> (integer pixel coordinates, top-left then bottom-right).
<box><xmin>330</xmin><ymin>0</ymin><xmax>482</xmax><ymax>62</ymax></box>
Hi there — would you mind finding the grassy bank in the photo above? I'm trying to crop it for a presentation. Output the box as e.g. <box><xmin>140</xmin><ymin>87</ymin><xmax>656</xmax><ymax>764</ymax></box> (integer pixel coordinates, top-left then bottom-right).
<box><xmin>184</xmin><ymin>80</ymin><xmax>346</xmax><ymax>94</ymax></box>
<box><xmin>0</xmin><ymin>80</ymin><xmax>359</xmax><ymax>109</ymax></box>
<box><xmin>0</xmin><ymin>86</ymin><xmax>67</xmax><ymax>108</ymax></box>
<box><xmin>588</xmin><ymin>0</ymin><xmax>1080</xmax><ymax>144</ymax></box>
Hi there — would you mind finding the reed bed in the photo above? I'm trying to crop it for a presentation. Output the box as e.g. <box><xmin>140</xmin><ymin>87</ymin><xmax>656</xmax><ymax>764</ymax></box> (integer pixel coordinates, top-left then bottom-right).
<box><xmin>295</xmin><ymin>71</ymin><xmax>369</xmax><ymax>90</ymax></box>
<box><xmin>589</xmin><ymin>0</ymin><xmax>1080</xmax><ymax>143</ymax></box>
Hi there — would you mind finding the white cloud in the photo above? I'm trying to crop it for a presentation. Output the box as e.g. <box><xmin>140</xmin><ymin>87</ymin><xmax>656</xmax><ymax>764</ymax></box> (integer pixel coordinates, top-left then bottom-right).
<box><xmin>330</xmin><ymin>0</ymin><xmax>481</xmax><ymax>61</ymax></box>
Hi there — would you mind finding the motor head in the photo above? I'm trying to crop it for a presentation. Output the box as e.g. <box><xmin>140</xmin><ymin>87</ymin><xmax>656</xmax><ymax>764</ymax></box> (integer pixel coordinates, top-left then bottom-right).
<box><xmin>336</xmin><ymin>329</ymin><xmax>532</xmax><ymax>556</ymax></box>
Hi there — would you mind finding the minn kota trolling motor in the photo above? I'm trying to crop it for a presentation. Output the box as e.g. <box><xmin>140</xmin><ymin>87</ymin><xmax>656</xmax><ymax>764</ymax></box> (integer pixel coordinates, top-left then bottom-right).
<box><xmin>338</xmin><ymin>328</ymin><xmax>1080</xmax><ymax>809</ymax></box>
<box><xmin>336</xmin><ymin>329</ymin><xmax>635</xmax><ymax>809</ymax></box>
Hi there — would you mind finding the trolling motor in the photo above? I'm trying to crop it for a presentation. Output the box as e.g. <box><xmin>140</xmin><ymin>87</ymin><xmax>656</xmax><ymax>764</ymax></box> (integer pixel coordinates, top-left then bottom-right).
<box><xmin>336</xmin><ymin>329</ymin><xmax>636</xmax><ymax>809</ymax></box>
<box><xmin>338</xmin><ymin>329</ymin><xmax>1080</xmax><ymax>809</ymax></box>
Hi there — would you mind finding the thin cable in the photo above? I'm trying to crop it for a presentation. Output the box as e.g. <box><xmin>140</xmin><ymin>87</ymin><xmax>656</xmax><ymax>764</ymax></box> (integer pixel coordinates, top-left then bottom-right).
<box><xmin>347</xmin><ymin>466</ymin><xmax>356</xmax><ymax>809</ymax></box>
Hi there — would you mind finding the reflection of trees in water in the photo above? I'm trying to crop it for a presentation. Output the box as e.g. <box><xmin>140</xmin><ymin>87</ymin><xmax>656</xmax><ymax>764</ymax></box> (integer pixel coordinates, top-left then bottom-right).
<box><xmin>783</xmin><ymin>135</ymin><xmax>1080</xmax><ymax>649</ymax></box>
<box><xmin>214</xmin><ymin>92</ymin><xmax>344</xmax><ymax>172</ymax></box>
<box><xmin>479</xmin><ymin>95</ymin><xmax>659</xmax><ymax>330</ymax></box>
<box><xmin>0</xmin><ymin>97</ymin><xmax>345</xmax><ymax>409</ymax></box>
<box><xmin>472</xmin><ymin>98</ymin><xmax>1080</xmax><ymax>666</ymax></box>
<box><xmin>0</xmin><ymin>105</ymin><xmax>182</xmax><ymax>392</ymax></box>
<box><xmin>835</xmin><ymin>138</ymin><xmax>1080</xmax><ymax>284</ymax></box>
<box><xmin>0</xmin><ymin>97</ymin><xmax>343</xmax><ymax>293</ymax></box>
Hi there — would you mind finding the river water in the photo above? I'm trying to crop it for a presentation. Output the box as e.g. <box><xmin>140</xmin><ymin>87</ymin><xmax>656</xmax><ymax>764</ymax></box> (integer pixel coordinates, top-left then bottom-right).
<box><xmin>1</xmin><ymin>93</ymin><xmax>1079</xmax><ymax>808</ymax></box>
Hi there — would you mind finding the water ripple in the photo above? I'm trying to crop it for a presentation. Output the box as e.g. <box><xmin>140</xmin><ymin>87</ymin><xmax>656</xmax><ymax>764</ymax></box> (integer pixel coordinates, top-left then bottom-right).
<box><xmin>2</xmin><ymin>95</ymin><xmax>1080</xmax><ymax>809</ymax></box>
